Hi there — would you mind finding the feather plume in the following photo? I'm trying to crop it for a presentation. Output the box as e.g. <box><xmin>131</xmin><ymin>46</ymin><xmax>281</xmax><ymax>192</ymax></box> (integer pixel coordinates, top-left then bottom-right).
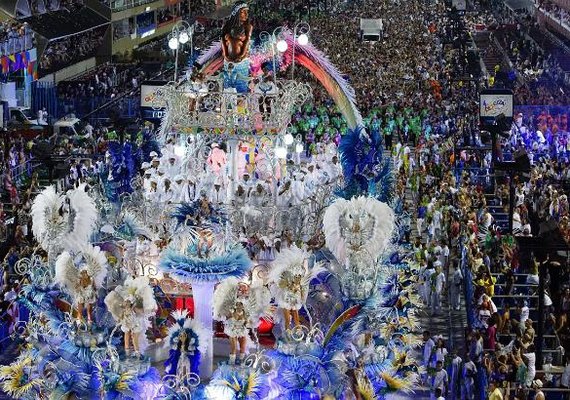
<box><xmin>323</xmin><ymin>196</ymin><xmax>395</xmax><ymax>265</ymax></box>
<box><xmin>356</xmin><ymin>375</ymin><xmax>378</xmax><ymax>400</ymax></box>
<box><xmin>31</xmin><ymin>185</ymin><xmax>64</xmax><ymax>250</ymax></box>
<box><xmin>115</xmin><ymin>211</ymin><xmax>154</xmax><ymax>241</ymax></box>
<box><xmin>159</xmin><ymin>245</ymin><xmax>252</xmax><ymax>283</ymax></box>
<box><xmin>64</xmin><ymin>183</ymin><xmax>98</xmax><ymax>247</ymax></box>
<box><xmin>379</xmin><ymin>371</ymin><xmax>415</xmax><ymax>394</ymax></box>
<box><xmin>0</xmin><ymin>357</ymin><xmax>42</xmax><ymax>398</ymax></box>
<box><xmin>31</xmin><ymin>185</ymin><xmax>98</xmax><ymax>252</ymax></box>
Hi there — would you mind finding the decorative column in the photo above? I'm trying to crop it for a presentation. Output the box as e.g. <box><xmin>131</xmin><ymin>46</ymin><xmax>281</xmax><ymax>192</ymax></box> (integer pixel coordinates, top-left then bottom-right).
<box><xmin>191</xmin><ymin>280</ymin><xmax>216</xmax><ymax>379</ymax></box>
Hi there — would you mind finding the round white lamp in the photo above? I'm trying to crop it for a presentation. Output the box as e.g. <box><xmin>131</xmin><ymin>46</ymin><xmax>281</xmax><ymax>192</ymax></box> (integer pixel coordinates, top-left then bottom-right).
<box><xmin>168</xmin><ymin>37</ymin><xmax>179</xmax><ymax>50</ymax></box>
<box><xmin>276</xmin><ymin>39</ymin><xmax>288</xmax><ymax>53</ymax></box>
<box><xmin>178</xmin><ymin>31</ymin><xmax>189</xmax><ymax>44</ymax></box>
<box><xmin>297</xmin><ymin>33</ymin><xmax>309</xmax><ymax>46</ymax></box>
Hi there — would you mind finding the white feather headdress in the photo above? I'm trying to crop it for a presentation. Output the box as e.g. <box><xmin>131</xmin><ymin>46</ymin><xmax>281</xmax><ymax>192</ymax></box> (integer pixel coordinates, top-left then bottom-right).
<box><xmin>323</xmin><ymin>196</ymin><xmax>395</xmax><ymax>265</ymax></box>
<box><xmin>213</xmin><ymin>277</ymin><xmax>241</xmax><ymax>321</ymax></box>
<box><xmin>268</xmin><ymin>245</ymin><xmax>326</xmax><ymax>306</ymax></box>
<box><xmin>212</xmin><ymin>278</ymin><xmax>272</xmax><ymax>326</ymax></box>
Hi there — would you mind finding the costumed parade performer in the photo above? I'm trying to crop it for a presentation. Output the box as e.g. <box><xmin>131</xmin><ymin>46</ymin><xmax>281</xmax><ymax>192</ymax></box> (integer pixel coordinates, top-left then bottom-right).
<box><xmin>54</xmin><ymin>244</ymin><xmax>108</xmax><ymax>327</ymax></box>
<box><xmin>213</xmin><ymin>277</ymin><xmax>271</xmax><ymax>365</ymax></box>
<box><xmin>104</xmin><ymin>276</ymin><xmax>158</xmax><ymax>359</ymax></box>
<box><xmin>268</xmin><ymin>245</ymin><xmax>325</xmax><ymax>330</ymax></box>
<box><xmin>164</xmin><ymin>310</ymin><xmax>208</xmax><ymax>380</ymax></box>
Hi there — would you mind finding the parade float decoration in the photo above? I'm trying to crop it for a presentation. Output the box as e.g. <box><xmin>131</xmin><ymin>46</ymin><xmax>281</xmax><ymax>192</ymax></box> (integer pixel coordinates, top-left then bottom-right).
<box><xmin>0</xmin><ymin>1</ymin><xmax>427</xmax><ymax>398</ymax></box>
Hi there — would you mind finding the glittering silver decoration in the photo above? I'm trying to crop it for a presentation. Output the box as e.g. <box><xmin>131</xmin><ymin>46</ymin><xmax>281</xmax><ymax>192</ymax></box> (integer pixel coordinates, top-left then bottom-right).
<box><xmin>156</xmin><ymin>77</ymin><xmax>312</xmax><ymax>137</ymax></box>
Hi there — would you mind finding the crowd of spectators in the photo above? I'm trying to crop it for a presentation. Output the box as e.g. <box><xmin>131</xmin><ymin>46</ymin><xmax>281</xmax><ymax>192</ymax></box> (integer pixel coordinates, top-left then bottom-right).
<box><xmin>5</xmin><ymin>0</ymin><xmax>570</xmax><ymax>398</ymax></box>
<box><xmin>56</xmin><ymin>63</ymin><xmax>147</xmax><ymax>114</ymax></box>
<box><xmin>0</xmin><ymin>21</ymin><xmax>34</xmax><ymax>57</ymax></box>
<box><xmin>39</xmin><ymin>26</ymin><xmax>107</xmax><ymax>75</ymax></box>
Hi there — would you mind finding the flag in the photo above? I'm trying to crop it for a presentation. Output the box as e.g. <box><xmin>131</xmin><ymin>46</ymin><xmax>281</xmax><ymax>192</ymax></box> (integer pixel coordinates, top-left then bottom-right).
<box><xmin>0</xmin><ymin>57</ymin><xmax>8</xmax><ymax>74</ymax></box>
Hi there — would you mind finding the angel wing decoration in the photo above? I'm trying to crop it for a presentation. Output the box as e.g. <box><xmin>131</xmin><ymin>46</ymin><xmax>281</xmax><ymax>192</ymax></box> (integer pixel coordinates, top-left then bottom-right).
<box><xmin>54</xmin><ymin>244</ymin><xmax>108</xmax><ymax>303</ymax></box>
<box><xmin>31</xmin><ymin>184</ymin><xmax>98</xmax><ymax>253</ymax></box>
<box><xmin>323</xmin><ymin>196</ymin><xmax>395</xmax><ymax>266</ymax></box>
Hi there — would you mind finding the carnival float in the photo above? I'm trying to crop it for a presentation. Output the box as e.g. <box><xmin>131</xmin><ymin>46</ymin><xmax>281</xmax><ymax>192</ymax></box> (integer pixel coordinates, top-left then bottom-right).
<box><xmin>0</xmin><ymin>2</ymin><xmax>422</xmax><ymax>399</ymax></box>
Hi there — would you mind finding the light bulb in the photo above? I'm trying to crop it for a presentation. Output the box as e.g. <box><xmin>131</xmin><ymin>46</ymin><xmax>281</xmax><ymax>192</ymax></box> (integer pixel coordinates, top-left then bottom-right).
<box><xmin>179</xmin><ymin>31</ymin><xmax>189</xmax><ymax>44</ymax></box>
<box><xmin>168</xmin><ymin>37</ymin><xmax>179</xmax><ymax>50</ymax></box>
<box><xmin>297</xmin><ymin>33</ymin><xmax>309</xmax><ymax>46</ymax></box>
<box><xmin>276</xmin><ymin>39</ymin><xmax>288</xmax><ymax>52</ymax></box>
<box><xmin>284</xmin><ymin>133</ymin><xmax>294</xmax><ymax>145</ymax></box>
<box><xmin>295</xmin><ymin>143</ymin><xmax>304</xmax><ymax>153</ymax></box>
<box><xmin>275</xmin><ymin>146</ymin><xmax>287</xmax><ymax>159</ymax></box>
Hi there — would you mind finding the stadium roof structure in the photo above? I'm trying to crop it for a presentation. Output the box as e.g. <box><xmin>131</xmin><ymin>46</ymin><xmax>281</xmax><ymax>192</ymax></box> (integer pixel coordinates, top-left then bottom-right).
<box><xmin>22</xmin><ymin>6</ymin><xmax>109</xmax><ymax>40</ymax></box>
<box><xmin>0</xmin><ymin>0</ymin><xmax>31</xmax><ymax>19</ymax></box>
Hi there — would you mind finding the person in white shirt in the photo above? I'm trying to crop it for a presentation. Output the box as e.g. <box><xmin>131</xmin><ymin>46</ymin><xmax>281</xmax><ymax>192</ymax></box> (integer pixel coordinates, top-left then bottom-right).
<box><xmin>209</xmin><ymin>179</ymin><xmax>227</xmax><ymax>205</ymax></box>
<box><xmin>160</xmin><ymin>178</ymin><xmax>175</xmax><ymax>204</ymax></box>
<box><xmin>165</xmin><ymin>155</ymin><xmax>180</xmax><ymax>179</ymax></box>
<box><xmin>172</xmin><ymin>175</ymin><xmax>191</xmax><ymax>203</ymax></box>
<box><xmin>326</xmin><ymin>155</ymin><xmax>342</xmax><ymax>182</ymax></box>
<box><xmin>291</xmin><ymin>173</ymin><xmax>305</xmax><ymax>205</ymax></box>
<box><xmin>449</xmin><ymin>350</ymin><xmax>462</xmax><ymax>400</ymax></box>
<box><xmin>423</xmin><ymin>264</ymin><xmax>435</xmax><ymax>307</ymax></box>
<box><xmin>430</xmin><ymin>361</ymin><xmax>448</xmax><ymax>400</ymax></box>
<box><xmin>277</xmin><ymin>180</ymin><xmax>293</xmax><ymax>207</ymax></box>
<box><xmin>422</xmin><ymin>331</ymin><xmax>435</xmax><ymax>367</ymax></box>
<box><xmin>304</xmin><ymin>164</ymin><xmax>319</xmax><ymax>197</ymax></box>
<box><xmin>431</xmin><ymin>263</ymin><xmax>445</xmax><ymax>314</ymax></box>
<box><xmin>451</xmin><ymin>267</ymin><xmax>463</xmax><ymax>310</ymax></box>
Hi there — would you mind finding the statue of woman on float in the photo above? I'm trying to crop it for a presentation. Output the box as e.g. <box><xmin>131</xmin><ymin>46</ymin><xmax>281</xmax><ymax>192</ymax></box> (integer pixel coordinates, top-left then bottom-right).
<box><xmin>221</xmin><ymin>1</ymin><xmax>253</xmax><ymax>93</ymax></box>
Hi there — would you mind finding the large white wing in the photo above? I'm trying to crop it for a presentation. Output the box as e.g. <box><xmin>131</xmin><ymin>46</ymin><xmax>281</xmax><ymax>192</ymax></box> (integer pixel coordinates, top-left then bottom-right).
<box><xmin>54</xmin><ymin>251</ymin><xmax>78</xmax><ymax>297</ymax></box>
<box><xmin>31</xmin><ymin>186</ymin><xmax>64</xmax><ymax>250</ymax></box>
<box><xmin>213</xmin><ymin>277</ymin><xmax>240</xmax><ymax>321</ymax></box>
<box><xmin>81</xmin><ymin>244</ymin><xmax>109</xmax><ymax>289</ymax></box>
<box><xmin>64</xmin><ymin>184</ymin><xmax>98</xmax><ymax>249</ymax></box>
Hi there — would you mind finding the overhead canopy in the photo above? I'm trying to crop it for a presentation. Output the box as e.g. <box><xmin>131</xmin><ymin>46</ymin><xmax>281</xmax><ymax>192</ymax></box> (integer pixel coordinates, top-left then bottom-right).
<box><xmin>22</xmin><ymin>6</ymin><xmax>109</xmax><ymax>40</ymax></box>
<box><xmin>505</xmin><ymin>0</ymin><xmax>533</xmax><ymax>12</ymax></box>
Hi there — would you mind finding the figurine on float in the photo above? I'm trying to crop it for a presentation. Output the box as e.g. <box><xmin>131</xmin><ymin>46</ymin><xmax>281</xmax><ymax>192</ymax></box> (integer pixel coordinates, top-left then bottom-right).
<box><xmin>104</xmin><ymin>276</ymin><xmax>158</xmax><ymax>359</ymax></box>
<box><xmin>164</xmin><ymin>310</ymin><xmax>208</xmax><ymax>379</ymax></box>
<box><xmin>54</xmin><ymin>244</ymin><xmax>109</xmax><ymax>327</ymax></box>
<box><xmin>221</xmin><ymin>1</ymin><xmax>253</xmax><ymax>93</ymax></box>
<box><xmin>268</xmin><ymin>245</ymin><xmax>325</xmax><ymax>330</ymax></box>
<box><xmin>213</xmin><ymin>278</ymin><xmax>271</xmax><ymax>365</ymax></box>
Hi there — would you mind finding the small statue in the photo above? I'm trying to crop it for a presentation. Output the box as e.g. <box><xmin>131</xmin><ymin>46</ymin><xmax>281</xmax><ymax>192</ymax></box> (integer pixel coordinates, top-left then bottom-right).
<box><xmin>221</xmin><ymin>1</ymin><xmax>253</xmax><ymax>64</ymax></box>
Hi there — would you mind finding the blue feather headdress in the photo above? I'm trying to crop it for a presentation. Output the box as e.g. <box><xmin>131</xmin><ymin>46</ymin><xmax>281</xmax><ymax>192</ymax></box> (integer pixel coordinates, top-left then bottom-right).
<box><xmin>171</xmin><ymin>201</ymin><xmax>226</xmax><ymax>230</ymax></box>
